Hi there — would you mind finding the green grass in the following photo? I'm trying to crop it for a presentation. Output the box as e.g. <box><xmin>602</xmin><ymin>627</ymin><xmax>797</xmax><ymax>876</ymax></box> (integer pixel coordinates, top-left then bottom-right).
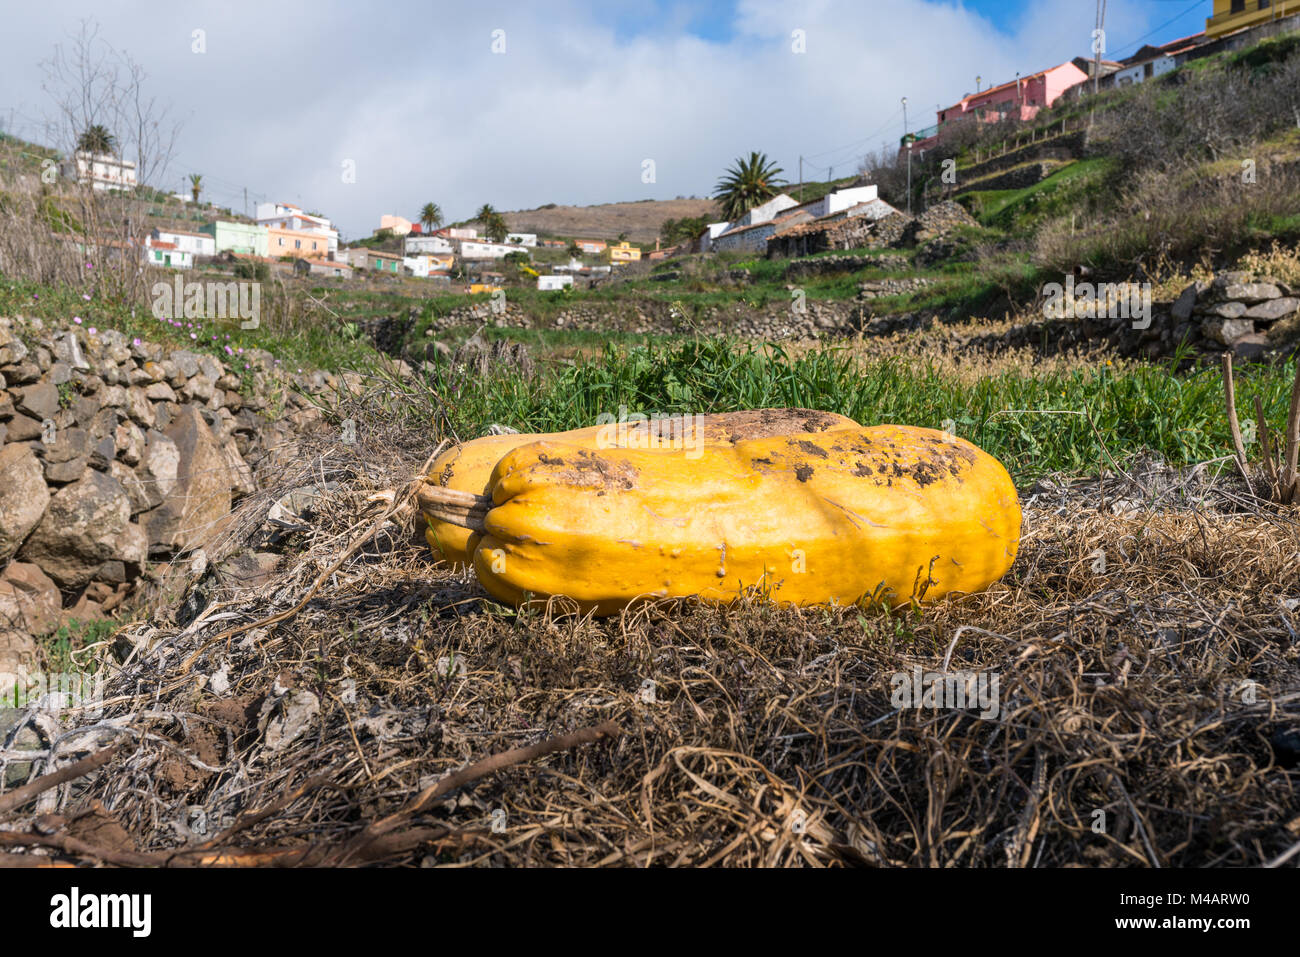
<box><xmin>960</xmin><ymin>158</ymin><xmax>1116</xmax><ymax>230</ymax></box>
<box><xmin>417</xmin><ymin>336</ymin><xmax>1296</xmax><ymax>483</ymax></box>
<box><xmin>0</xmin><ymin>273</ymin><xmax>383</xmax><ymax>375</ymax></box>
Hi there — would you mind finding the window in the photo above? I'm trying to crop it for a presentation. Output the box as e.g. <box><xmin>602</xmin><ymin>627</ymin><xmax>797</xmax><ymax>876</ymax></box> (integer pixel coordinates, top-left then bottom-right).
<box><xmin>294</xmin><ymin>239</ymin><xmax>301</xmax><ymax>249</ymax></box>
<box><xmin>1261</xmin><ymin>0</ymin><xmax>1271</xmax><ymax>8</ymax></box>
<box><xmin>1231</xmin><ymin>0</ymin><xmax>1246</xmax><ymax>11</ymax></box>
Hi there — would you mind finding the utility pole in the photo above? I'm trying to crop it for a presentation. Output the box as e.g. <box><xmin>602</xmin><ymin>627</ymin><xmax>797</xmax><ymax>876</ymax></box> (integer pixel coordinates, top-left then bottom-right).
<box><xmin>798</xmin><ymin>155</ymin><xmax>803</xmax><ymax>201</ymax></box>
<box><xmin>243</xmin><ymin>186</ymin><xmax>248</xmax><ymax>218</ymax></box>
<box><xmin>1093</xmin><ymin>0</ymin><xmax>1107</xmax><ymax>97</ymax></box>
<box><xmin>901</xmin><ymin>96</ymin><xmax>911</xmax><ymax>216</ymax></box>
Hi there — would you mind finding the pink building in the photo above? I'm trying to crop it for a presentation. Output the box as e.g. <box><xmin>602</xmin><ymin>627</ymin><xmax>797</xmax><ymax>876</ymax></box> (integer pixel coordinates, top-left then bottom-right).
<box><xmin>932</xmin><ymin>60</ymin><xmax>1089</xmax><ymax>143</ymax></box>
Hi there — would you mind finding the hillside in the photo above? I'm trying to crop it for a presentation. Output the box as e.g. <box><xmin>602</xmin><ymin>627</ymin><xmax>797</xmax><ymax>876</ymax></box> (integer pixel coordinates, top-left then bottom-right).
<box><xmin>500</xmin><ymin>196</ymin><xmax>719</xmax><ymax>242</ymax></box>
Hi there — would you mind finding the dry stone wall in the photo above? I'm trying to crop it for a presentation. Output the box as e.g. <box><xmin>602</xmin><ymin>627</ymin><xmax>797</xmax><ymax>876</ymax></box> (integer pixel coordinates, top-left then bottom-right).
<box><xmin>0</xmin><ymin>316</ymin><xmax>327</xmax><ymax>676</ymax></box>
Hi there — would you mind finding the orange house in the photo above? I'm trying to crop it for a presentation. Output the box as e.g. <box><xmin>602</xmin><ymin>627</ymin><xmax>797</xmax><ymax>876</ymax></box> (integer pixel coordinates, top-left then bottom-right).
<box><xmin>267</xmin><ymin>225</ymin><xmax>330</xmax><ymax>260</ymax></box>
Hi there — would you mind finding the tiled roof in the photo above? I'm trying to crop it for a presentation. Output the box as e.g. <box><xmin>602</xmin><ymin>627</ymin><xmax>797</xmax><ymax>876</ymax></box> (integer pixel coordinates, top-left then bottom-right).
<box><xmin>718</xmin><ymin>210</ymin><xmax>808</xmax><ymax>239</ymax></box>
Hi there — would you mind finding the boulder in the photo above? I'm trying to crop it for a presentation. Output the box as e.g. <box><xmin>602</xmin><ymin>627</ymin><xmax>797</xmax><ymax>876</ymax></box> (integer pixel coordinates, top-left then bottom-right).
<box><xmin>5</xmin><ymin>413</ymin><xmax>45</xmax><ymax>442</ymax></box>
<box><xmin>16</xmin><ymin>382</ymin><xmax>60</xmax><ymax>421</ymax></box>
<box><xmin>1232</xmin><ymin>332</ymin><xmax>1272</xmax><ymax>362</ymax></box>
<box><xmin>1243</xmin><ymin>297</ymin><xmax>1299</xmax><ymax>322</ymax></box>
<box><xmin>139</xmin><ymin>430</ymin><xmax>180</xmax><ymax>500</ymax></box>
<box><xmin>0</xmin><ymin>562</ymin><xmax>61</xmax><ymax>635</ymax></box>
<box><xmin>140</xmin><ymin>404</ymin><xmax>234</xmax><ymax>551</ymax></box>
<box><xmin>0</xmin><ymin>444</ymin><xmax>50</xmax><ymax>562</ymax></box>
<box><xmin>110</xmin><ymin>460</ymin><xmax>156</xmax><ymax>515</ymax></box>
<box><xmin>1218</xmin><ymin>282</ymin><xmax>1281</xmax><ymax>304</ymax></box>
<box><xmin>1200</xmin><ymin>317</ymin><xmax>1255</xmax><ymax>346</ymax></box>
<box><xmin>1201</xmin><ymin>301</ymin><xmax>1247</xmax><ymax>319</ymax></box>
<box><xmin>1171</xmin><ymin>282</ymin><xmax>1203</xmax><ymax>322</ymax></box>
<box><xmin>17</xmin><ymin>470</ymin><xmax>143</xmax><ymax>588</ymax></box>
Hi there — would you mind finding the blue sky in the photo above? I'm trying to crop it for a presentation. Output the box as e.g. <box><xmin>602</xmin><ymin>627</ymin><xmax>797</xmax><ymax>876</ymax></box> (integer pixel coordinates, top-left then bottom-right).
<box><xmin>0</xmin><ymin>1</ymin><xmax>1220</xmax><ymax>237</ymax></box>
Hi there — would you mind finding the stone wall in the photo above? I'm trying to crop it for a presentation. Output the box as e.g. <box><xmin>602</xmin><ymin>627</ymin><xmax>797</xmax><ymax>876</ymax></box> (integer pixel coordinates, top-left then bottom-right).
<box><xmin>968</xmin><ymin>271</ymin><xmax>1300</xmax><ymax>360</ymax></box>
<box><xmin>0</xmin><ymin>317</ymin><xmax>322</xmax><ymax>676</ymax></box>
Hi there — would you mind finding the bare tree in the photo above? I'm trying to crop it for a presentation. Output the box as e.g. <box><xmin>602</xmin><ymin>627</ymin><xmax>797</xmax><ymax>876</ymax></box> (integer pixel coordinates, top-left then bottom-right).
<box><xmin>25</xmin><ymin>19</ymin><xmax>183</xmax><ymax>300</ymax></box>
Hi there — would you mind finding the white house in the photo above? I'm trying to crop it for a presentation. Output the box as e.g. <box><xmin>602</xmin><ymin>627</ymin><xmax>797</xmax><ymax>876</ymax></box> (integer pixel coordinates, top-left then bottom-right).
<box><xmin>405</xmin><ymin>234</ymin><xmax>454</xmax><ymax>255</ymax></box>
<box><xmin>444</xmin><ymin>227</ymin><xmax>478</xmax><ymax>240</ymax></box>
<box><xmin>712</xmin><ymin>210</ymin><xmax>813</xmax><ymax>253</ymax></box>
<box><xmin>61</xmin><ymin>151</ymin><xmax>137</xmax><ymax>192</ymax></box>
<box><xmin>698</xmin><ymin>222</ymin><xmax>732</xmax><ymax>253</ymax></box>
<box><xmin>710</xmin><ymin>193</ymin><xmax>803</xmax><ymax>252</ymax></box>
<box><xmin>150</xmin><ymin>228</ymin><xmax>215</xmax><ymax>258</ymax></box>
<box><xmin>460</xmin><ymin>239</ymin><xmax>529</xmax><ymax>260</ymax></box>
<box><xmin>1113</xmin><ymin>54</ymin><xmax>1177</xmax><ymax>87</ymax></box>
<box><xmin>255</xmin><ymin>201</ymin><xmax>339</xmax><ymax>254</ymax></box>
<box><xmin>143</xmin><ymin>238</ymin><xmax>193</xmax><ymax>269</ymax></box>
<box><xmin>507</xmin><ymin>233</ymin><xmax>538</xmax><ymax>247</ymax></box>
<box><xmin>795</xmin><ymin>185</ymin><xmax>880</xmax><ymax>220</ymax></box>
<box><xmin>403</xmin><ymin>256</ymin><xmax>432</xmax><ymax>277</ymax></box>
<box><xmin>537</xmin><ymin>275</ymin><xmax>573</xmax><ymax>290</ymax></box>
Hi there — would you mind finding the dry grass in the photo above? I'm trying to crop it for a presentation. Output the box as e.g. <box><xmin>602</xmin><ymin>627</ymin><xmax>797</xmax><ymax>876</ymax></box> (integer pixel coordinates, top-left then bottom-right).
<box><xmin>2</xmin><ymin>414</ymin><xmax>1298</xmax><ymax>867</ymax></box>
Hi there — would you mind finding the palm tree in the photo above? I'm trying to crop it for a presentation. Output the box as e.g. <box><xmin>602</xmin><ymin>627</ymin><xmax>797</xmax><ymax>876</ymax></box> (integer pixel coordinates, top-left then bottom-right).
<box><xmin>475</xmin><ymin>204</ymin><xmax>497</xmax><ymax>225</ymax></box>
<box><xmin>420</xmin><ymin>202</ymin><xmax>443</xmax><ymax>233</ymax></box>
<box><xmin>713</xmin><ymin>151</ymin><xmax>786</xmax><ymax>222</ymax></box>
<box><xmin>77</xmin><ymin>124</ymin><xmax>116</xmax><ymax>155</ymax></box>
<box><xmin>485</xmin><ymin>213</ymin><xmax>509</xmax><ymax>243</ymax></box>
<box><xmin>189</xmin><ymin>173</ymin><xmax>203</xmax><ymax>204</ymax></box>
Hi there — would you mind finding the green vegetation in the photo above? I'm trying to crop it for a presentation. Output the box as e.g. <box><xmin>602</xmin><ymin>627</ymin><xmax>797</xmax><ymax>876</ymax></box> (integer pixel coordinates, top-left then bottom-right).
<box><xmin>959</xmin><ymin>158</ymin><xmax>1116</xmax><ymax>231</ymax></box>
<box><xmin>411</xmin><ymin>336</ymin><xmax>1295</xmax><ymax>483</ymax></box>
<box><xmin>713</xmin><ymin>151</ymin><xmax>786</xmax><ymax>221</ymax></box>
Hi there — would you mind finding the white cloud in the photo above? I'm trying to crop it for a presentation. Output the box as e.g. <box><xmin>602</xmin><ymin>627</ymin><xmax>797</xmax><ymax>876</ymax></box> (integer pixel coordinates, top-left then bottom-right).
<box><xmin>0</xmin><ymin>0</ymin><xmax>1176</xmax><ymax>238</ymax></box>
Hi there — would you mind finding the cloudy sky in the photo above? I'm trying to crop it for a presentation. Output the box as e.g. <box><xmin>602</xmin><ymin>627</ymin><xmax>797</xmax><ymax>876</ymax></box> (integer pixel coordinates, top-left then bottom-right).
<box><xmin>0</xmin><ymin>0</ymin><xmax>1208</xmax><ymax>239</ymax></box>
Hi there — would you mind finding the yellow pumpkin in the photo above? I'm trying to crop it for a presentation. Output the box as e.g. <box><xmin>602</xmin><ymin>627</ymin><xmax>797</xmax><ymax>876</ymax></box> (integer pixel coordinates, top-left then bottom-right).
<box><xmin>420</xmin><ymin>409</ymin><xmax>860</xmax><ymax>565</ymax></box>
<box><xmin>465</xmin><ymin>425</ymin><xmax>1020</xmax><ymax>616</ymax></box>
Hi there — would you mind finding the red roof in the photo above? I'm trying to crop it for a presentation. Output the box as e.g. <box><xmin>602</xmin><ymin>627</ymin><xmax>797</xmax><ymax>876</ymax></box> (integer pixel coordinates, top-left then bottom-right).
<box><xmin>149</xmin><ymin>241</ymin><xmax>178</xmax><ymax>250</ymax></box>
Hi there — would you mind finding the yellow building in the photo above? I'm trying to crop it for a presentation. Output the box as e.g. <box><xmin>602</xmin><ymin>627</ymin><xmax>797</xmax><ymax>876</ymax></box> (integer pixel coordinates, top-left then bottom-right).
<box><xmin>606</xmin><ymin>241</ymin><xmax>642</xmax><ymax>265</ymax></box>
<box><xmin>1207</xmin><ymin>0</ymin><xmax>1295</xmax><ymax>38</ymax></box>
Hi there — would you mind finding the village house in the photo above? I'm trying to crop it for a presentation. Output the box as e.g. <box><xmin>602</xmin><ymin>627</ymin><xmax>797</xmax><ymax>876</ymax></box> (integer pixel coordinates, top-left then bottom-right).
<box><xmin>1206</xmin><ymin>0</ymin><xmax>1295</xmax><ymax>37</ymax></box>
<box><xmin>378</xmin><ymin>214</ymin><xmax>413</xmax><ymax>236</ymax></box>
<box><xmin>712</xmin><ymin>210</ymin><xmax>813</xmax><ymax>253</ymax></box>
<box><xmin>143</xmin><ymin>239</ymin><xmax>193</xmax><ymax>270</ymax></box>
<box><xmin>200</xmin><ymin>221</ymin><xmax>269</xmax><ymax>257</ymax></box>
<box><xmin>150</xmin><ymin>228</ymin><xmax>216</xmax><ymax>259</ymax></box>
<box><xmin>766</xmin><ymin>197</ymin><xmax>902</xmax><ymax>258</ymax></box>
<box><xmin>537</xmin><ymin>274</ymin><xmax>574</xmax><ymax>290</ymax></box>
<box><xmin>574</xmin><ymin>239</ymin><xmax>607</xmax><ymax>254</ymax></box>
<box><xmin>255</xmin><ymin>202</ymin><xmax>339</xmax><ymax>254</ymax></box>
<box><xmin>920</xmin><ymin>60</ymin><xmax>1090</xmax><ymax>149</ymax></box>
<box><xmin>507</xmin><ymin>233</ymin><xmax>538</xmax><ymax>247</ymax></box>
<box><xmin>606</xmin><ymin>241</ymin><xmax>642</xmax><ymax>264</ymax></box>
<box><xmin>60</xmin><ymin>150</ymin><xmax>137</xmax><ymax>192</ymax></box>
<box><xmin>306</xmin><ymin>259</ymin><xmax>354</xmax><ymax>279</ymax></box>
<box><xmin>405</xmin><ymin>233</ymin><xmax>455</xmax><ymax>255</ymax></box>
<box><xmin>460</xmin><ymin>239</ymin><xmax>530</xmax><ymax>260</ymax></box>
<box><xmin>266</xmin><ymin>224</ymin><xmax>330</xmax><ymax>260</ymax></box>
<box><xmin>346</xmin><ymin>248</ymin><xmax>403</xmax><ymax>274</ymax></box>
